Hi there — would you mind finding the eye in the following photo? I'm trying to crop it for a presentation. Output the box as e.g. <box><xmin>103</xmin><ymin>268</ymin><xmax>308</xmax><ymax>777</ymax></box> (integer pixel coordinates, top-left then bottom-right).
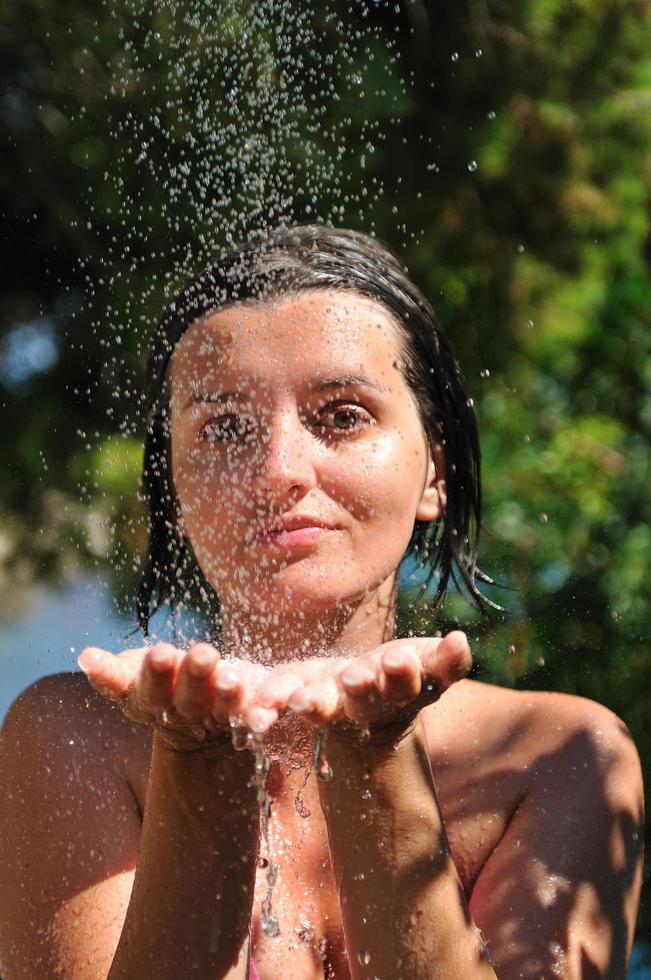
<box><xmin>316</xmin><ymin>403</ymin><xmax>374</xmax><ymax>434</ymax></box>
<box><xmin>200</xmin><ymin>414</ymin><xmax>255</xmax><ymax>444</ymax></box>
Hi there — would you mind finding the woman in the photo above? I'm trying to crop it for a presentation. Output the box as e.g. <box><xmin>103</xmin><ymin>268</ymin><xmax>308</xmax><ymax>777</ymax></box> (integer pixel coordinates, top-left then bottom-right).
<box><xmin>0</xmin><ymin>225</ymin><xmax>643</xmax><ymax>979</ymax></box>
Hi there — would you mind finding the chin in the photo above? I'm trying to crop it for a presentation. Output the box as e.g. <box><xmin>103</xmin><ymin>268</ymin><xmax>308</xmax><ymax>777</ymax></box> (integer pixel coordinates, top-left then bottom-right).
<box><xmin>233</xmin><ymin>564</ymin><xmax>397</xmax><ymax>617</ymax></box>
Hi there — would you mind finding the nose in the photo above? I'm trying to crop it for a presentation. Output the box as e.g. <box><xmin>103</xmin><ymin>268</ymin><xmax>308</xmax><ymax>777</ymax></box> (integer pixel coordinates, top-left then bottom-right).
<box><xmin>252</xmin><ymin>407</ymin><xmax>317</xmax><ymax>501</ymax></box>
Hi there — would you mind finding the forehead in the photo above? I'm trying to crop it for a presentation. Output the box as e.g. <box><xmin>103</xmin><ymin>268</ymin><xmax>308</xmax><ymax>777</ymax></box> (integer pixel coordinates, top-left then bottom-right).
<box><xmin>169</xmin><ymin>290</ymin><xmax>403</xmax><ymax>392</ymax></box>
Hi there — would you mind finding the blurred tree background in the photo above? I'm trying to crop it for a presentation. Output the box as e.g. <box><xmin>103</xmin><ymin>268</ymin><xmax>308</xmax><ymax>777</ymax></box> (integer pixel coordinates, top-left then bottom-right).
<box><xmin>1</xmin><ymin>0</ymin><xmax>650</xmax><ymax>949</ymax></box>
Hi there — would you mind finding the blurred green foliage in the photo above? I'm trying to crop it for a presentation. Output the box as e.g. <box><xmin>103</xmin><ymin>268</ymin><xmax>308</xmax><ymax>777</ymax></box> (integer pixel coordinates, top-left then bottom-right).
<box><xmin>1</xmin><ymin>0</ymin><xmax>649</xmax><ymax>938</ymax></box>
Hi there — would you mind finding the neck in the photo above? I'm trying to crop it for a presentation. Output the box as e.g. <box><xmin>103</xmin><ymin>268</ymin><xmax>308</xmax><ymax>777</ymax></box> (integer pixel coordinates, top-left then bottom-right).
<box><xmin>218</xmin><ymin>575</ymin><xmax>398</xmax><ymax>664</ymax></box>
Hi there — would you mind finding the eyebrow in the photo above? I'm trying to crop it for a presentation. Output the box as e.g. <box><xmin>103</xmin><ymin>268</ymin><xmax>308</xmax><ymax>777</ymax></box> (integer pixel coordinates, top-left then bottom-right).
<box><xmin>182</xmin><ymin>375</ymin><xmax>386</xmax><ymax>411</ymax></box>
<box><xmin>182</xmin><ymin>391</ymin><xmax>245</xmax><ymax>411</ymax></box>
<box><xmin>313</xmin><ymin>375</ymin><xmax>386</xmax><ymax>393</ymax></box>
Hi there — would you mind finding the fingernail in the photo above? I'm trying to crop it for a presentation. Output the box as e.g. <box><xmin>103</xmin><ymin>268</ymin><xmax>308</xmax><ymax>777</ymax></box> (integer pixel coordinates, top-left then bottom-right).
<box><xmin>217</xmin><ymin>670</ymin><xmax>238</xmax><ymax>694</ymax></box>
<box><xmin>248</xmin><ymin>707</ymin><xmax>276</xmax><ymax>734</ymax></box>
<box><xmin>288</xmin><ymin>691</ymin><xmax>311</xmax><ymax>713</ymax></box>
<box><xmin>149</xmin><ymin>648</ymin><xmax>172</xmax><ymax>671</ymax></box>
<box><xmin>77</xmin><ymin>649</ymin><xmax>102</xmax><ymax>674</ymax></box>
<box><xmin>342</xmin><ymin>672</ymin><xmax>368</xmax><ymax>692</ymax></box>
<box><xmin>187</xmin><ymin>652</ymin><xmax>214</xmax><ymax>678</ymax></box>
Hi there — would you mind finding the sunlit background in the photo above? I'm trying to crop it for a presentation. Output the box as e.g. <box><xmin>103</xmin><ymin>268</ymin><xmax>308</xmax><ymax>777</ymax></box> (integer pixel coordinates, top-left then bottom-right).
<box><xmin>1</xmin><ymin>0</ymin><xmax>650</xmax><ymax>968</ymax></box>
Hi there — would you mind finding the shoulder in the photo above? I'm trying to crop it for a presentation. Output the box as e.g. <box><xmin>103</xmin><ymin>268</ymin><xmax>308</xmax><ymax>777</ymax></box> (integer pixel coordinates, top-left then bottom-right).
<box><xmin>430</xmin><ymin>678</ymin><xmax>642</xmax><ymax>776</ymax></box>
<box><xmin>0</xmin><ymin>674</ymin><xmax>149</xmax><ymax>976</ymax></box>
<box><xmin>1</xmin><ymin>671</ymin><xmax>152</xmax><ymax>801</ymax></box>
<box><xmin>3</xmin><ymin>670</ymin><xmax>138</xmax><ymax>742</ymax></box>
<box><xmin>424</xmin><ymin>679</ymin><xmax>643</xmax><ymax>840</ymax></box>
<box><xmin>428</xmin><ymin>682</ymin><xmax>643</xmax><ymax>977</ymax></box>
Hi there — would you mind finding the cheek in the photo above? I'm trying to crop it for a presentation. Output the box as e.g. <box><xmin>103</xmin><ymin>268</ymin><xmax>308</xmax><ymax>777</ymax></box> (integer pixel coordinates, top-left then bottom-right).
<box><xmin>326</xmin><ymin>432</ymin><xmax>427</xmax><ymax>536</ymax></box>
<box><xmin>174</xmin><ymin>437</ymin><xmax>245</xmax><ymax>517</ymax></box>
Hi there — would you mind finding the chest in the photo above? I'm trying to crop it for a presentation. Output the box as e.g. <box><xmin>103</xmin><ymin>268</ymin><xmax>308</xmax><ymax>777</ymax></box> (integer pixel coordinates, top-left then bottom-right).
<box><xmin>246</xmin><ymin>755</ymin><xmax>524</xmax><ymax>979</ymax></box>
<box><xmin>250</xmin><ymin>808</ymin><xmax>349</xmax><ymax>980</ymax></box>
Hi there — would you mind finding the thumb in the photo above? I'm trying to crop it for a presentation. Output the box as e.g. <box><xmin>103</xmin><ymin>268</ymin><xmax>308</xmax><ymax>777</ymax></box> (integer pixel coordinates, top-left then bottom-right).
<box><xmin>420</xmin><ymin>631</ymin><xmax>472</xmax><ymax>692</ymax></box>
<box><xmin>78</xmin><ymin>647</ymin><xmax>139</xmax><ymax>700</ymax></box>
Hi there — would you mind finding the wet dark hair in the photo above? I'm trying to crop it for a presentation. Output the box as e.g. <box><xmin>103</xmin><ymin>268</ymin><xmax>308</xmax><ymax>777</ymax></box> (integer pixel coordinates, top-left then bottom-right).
<box><xmin>137</xmin><ymin>223</ymin><xmax>490</xmax><ymax>635</ymax></box>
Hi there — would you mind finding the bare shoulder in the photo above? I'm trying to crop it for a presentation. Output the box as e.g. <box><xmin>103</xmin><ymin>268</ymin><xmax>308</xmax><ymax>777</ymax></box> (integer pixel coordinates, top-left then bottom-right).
<box><xmin>423</xmin><ymin>678</ymin><xmax>643</xmax><ymax>866</ymax></box>
<box><xmin>0</xmin><ymin>673</ymin><xmax>150</xmax><ymax>977</ymax></box>
<box><xmin>0</xmin><ymin>669</ymin><xmax>152</xmax><ymax>847</ymax></box>
<box><xmin>1</xmin><ymin>671</ymin><xmax>152</xmax><ymax>786</ymax></box>
<box><xmin>424</xmin><ymin>681</ymin><xmax>643</xmax><ymax>977</ymax></box>
<box><xmin>427</xmin><ymin>677</ymin><xmax>642</xmax><ymax>779</ymax></box>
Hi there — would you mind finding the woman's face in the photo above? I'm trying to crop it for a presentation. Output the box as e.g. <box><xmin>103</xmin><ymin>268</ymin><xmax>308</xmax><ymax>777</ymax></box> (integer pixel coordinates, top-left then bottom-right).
<box><xmin>169</xmin><ymin>290</ymin><xmax>443</xmax><ymax>617</ymax></box>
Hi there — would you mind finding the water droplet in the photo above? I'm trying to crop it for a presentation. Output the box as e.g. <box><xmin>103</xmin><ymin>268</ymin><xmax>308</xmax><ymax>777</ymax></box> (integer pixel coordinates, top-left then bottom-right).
<box><xmin>467</xmin><ymin>160</ymin><xmax>478</xmax><ymax>173</ymax></box>
<box><xmin>314</xmin><ymin>730</ymin><xmax>334</xmax><ymax>782</ymax></box>
<box><xmin>450</xmin><ymin>51</ymin><xmax>459</xmax><ymax>62</ymax></box>
<box><xmin>357</xmin><ymin>949</ymin><xmax>371</xmax><ymax>965</ymax></box>
<box><xmin>297</xmin><ymin>917</ymin><xmax>315</xmax><ymax>944</ymax></box>
<box><xmin>261</xmin><ymin>906</ymin><xmax>281</xmax><ymax>938</ymax></box>
<box><xmin>229</xmin><ymin>715</ymin><xmax>251</xmax><ymax>751</ymax></box>
<box><xmin>479</xmin><ymin>368</ymin><xmax>490</xmax><ymax>378</ymax></box>
<box><xmin>539</xmin><ymin>513</ymin><xmax>549</xmax><ymax>524</ymax></box>
<box><xmin>487</xmin><ymin>110</ymin><xmax>496</xmax><ymax>120</ymax></box>
<box><xmin>508</xmin><ymin>644</ymin><xmax>517</xmax><ymax>655</ymax></box>
<box><xmin>251</xmin><ymin>732</ymin><xmax>280</xmax><ymax>936</ymax></box>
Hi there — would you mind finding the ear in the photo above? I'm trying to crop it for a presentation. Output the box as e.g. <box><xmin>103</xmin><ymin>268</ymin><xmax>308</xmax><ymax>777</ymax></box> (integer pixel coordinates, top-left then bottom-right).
<box><xmin>416</xmin><ymin>441</ymin><xmax>446</xmax><ymax>522</ymax></box>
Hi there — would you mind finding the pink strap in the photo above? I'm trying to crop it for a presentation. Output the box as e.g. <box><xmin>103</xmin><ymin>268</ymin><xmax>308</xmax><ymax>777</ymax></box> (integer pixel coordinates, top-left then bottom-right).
<box><xmin>249</xmin><ymin>960</ymin><xmax>260</xmax><ymax>980</ymax></box>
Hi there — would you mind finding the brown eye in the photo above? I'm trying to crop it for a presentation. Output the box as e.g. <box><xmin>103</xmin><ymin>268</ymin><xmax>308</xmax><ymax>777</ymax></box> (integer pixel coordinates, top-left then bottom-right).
<box><xmin>317</xmin><ymin>403</ymin><xmax>372</xmax><ymax>433</ymax></box>
<box><xmin>200</xmin><ymin>415</ymin><xmax>254</xmax><ymax>444</ymax></box>
<box><xmin>332</xmin><ymin>409</ymin><xmax>360</xmax><ymax>429</ymax></box>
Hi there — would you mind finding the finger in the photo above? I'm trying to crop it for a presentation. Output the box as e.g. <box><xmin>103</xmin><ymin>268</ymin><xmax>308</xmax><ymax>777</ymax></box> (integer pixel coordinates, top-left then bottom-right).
<box><xmin>173</xmin><ymin>644</ymin><xmax>219</xmax><ymax>720</ymax></box>
<box><xmin>138</xmin><ymin>643</ymin><xmax>180</xmax><ymax>709</ymax></box>
<box><xmin>212</xmin><ymin>660</ymin><xmax>250</xmax><ymax>722</ymax></box>
<box><xmin>376</xmin><ymin>645</ymin><xmax>423</xmax><ymax>705</ymax></box>
<box><xmin>237</xmin><ymin>663</ymin><xmax>278</xmax><ymax>733</ymax></box>
<box><xmin>423</xmin><ymin>631</ymin><xmax>472</xmax><ymax>691</ymax></box>
<box><xmin>255</xmin><ymin>672</ymin><xmax>304</xmax><ymax>712</ymax></box>
<box><xmin>243</xmin><ymin>703</ymin><xmax>278</xmax><ymax>734</ymax></box>
<box><xmin>78</xmin><ymin>647</ymin><xmax>140</xmax><ymax>700</ymax></box>
<box><xmin>287</xmin><ymin>677</ymin><xmax>342</xmax><ymax>727</ymax></box>
<box><xmin>340</xmin><ymin>664</ymin><xmax>383</xmax><ymax>727</ymax></box>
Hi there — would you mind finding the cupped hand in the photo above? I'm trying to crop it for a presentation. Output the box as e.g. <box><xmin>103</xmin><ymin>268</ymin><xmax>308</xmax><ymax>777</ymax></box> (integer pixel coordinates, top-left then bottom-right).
<box><xmin>275</xmin><ymin>632</ymin><xmax>472</xmax><ymax>741</ymax></box>
<box><xmin>77</xmin><ymin>631</ymin><xmax>471</xmax><ymax>745</ymax></box>
<box><xmin>77</xmin><ymin>642</ymin><xmax>276</xmax><ymax>746</ymax></box>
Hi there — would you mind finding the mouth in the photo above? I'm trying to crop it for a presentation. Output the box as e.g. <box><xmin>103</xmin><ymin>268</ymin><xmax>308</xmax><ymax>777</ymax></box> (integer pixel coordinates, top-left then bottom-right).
<box><xmin>247</xmin><ymin>514</ymin><xmax>339</xmax><ymax>549</ymax></box>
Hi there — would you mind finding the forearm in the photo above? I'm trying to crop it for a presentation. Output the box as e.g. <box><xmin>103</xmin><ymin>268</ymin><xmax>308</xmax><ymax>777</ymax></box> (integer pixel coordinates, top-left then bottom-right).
<box><xmin>319</xmin><ymin>720</ymin><xmax>497</xmax><ymax>980</ymax></box>
<box><xmin>109</xmin><ymin>730</ymin><xmax>259</xmax><ymax>980</ymax></box>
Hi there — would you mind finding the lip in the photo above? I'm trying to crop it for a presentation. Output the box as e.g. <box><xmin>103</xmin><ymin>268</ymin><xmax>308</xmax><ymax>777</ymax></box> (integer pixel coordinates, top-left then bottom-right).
<box><xmin>249</xmin><ymin>514</ymin><xmax>338</xmax><ymax>549</ymax></box>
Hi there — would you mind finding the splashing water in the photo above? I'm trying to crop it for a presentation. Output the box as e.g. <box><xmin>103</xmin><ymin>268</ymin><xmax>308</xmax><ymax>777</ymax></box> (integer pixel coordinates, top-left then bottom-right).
<box><xmin>314</xmin><ymin>729</ymin><xmax>333</xmax><ymax>782</ymax></box>
<box><xmin>251</xmin><ymin>731</ymin><xmax>281</xmax><ymax>938</ymax></box>
<box><xmin>229</xmin><ymin>714</ymin><xmax>252</xmax><ymax>752</ymax></box>
<box><xmin>228</xmin><ymin>717</ymin><xmax>280</xmax><ymax>936</ymax></box>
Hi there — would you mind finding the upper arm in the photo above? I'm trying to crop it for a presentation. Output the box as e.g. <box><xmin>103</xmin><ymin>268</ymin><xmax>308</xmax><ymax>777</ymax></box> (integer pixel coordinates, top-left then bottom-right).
<box><xmin>469</xmin><ymin>696</ymin><xmax>644</xmax><ymax>980</ymax></box>
<box><xmin>0</xmin><ymin>674</ymin><xmax>143</xmax><ymax>979</ymax></box>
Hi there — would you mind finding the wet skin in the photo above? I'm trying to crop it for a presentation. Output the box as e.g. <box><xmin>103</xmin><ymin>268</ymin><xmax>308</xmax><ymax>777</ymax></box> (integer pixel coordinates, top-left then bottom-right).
<box><xmin>0</xmin><ymin>291</ymin><xmax>644</xmax><ymax>979</ymax></box>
